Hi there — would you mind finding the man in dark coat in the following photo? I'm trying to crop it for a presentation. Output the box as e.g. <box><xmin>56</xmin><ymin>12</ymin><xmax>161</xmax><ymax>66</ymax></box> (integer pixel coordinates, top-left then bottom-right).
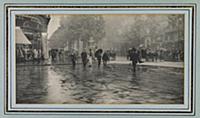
<box><xmin>95</xmin><ymin>49</ymin><xmax>103</xmax><ymax>68</ymax></box>
<box><xmin>81</xmin><ymin>50</ymin><xmax>88</xmax><ymax>68</ymax></box>
<box><xmin>130</xmin><ymin>48</ymin><xmax>139</xmax><ymax>72</ymax></box>
<box><xmin>102</xmin><ymin>51</ymin><xmax>110</xmax><ymax>66</ymax></box>
<box><xmin>70</xmin><ymin>50</ymin><xmax>77</xmax><ymax>68</ymax></box>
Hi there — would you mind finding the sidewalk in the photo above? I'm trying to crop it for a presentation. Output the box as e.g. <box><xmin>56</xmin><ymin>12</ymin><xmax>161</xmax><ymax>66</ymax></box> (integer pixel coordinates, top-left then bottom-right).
<box><xmin>109</xmin><ymin>61</ymin><xmax>184</xmax><ymax>68</ymax></box>
<box><xmin>108</xmin><ymin>56</ymin><xmax>184</xmax><ymax>68</ymax></box>
<box><xmin>17</xmin><ymin>60</ymin><xmax>184</xmax><ymax>68</ymax></box>
<box><xmin>16</xmin><ymin>57</ymin><xmax>184</xmax><ymax>68</ymax></box>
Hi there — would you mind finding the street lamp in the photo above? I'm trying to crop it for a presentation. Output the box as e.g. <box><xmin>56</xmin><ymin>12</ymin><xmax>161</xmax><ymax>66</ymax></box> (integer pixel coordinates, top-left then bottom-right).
<box><xmin>88</xmin><ymin>37</ymin><xmax>94</xmax><ymax>49</ymax></box>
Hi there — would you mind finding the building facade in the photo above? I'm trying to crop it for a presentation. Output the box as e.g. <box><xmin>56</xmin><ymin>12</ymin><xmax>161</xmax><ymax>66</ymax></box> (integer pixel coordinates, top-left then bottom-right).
<box><xmin>16</xmin><ymin>15</ymin><xmax>50</xmax><ymax>59</ymax></box>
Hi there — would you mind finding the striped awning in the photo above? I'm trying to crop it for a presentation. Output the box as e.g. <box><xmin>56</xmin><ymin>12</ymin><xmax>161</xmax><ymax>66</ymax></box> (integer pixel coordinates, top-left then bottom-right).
<box><xmin>15</xmin><ymin>27</ymin><xmax>31</xmax><ymax>45</ymax></box>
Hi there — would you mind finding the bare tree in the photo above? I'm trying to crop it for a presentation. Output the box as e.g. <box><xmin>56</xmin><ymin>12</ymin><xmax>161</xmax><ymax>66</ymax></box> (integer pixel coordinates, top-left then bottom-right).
<box><xmin>121</xmin><ymin>15</ymin><xmax>168</xmax><ymax>49</ymax></box>
<box><xmin>61</xmin><ymin>15</ymin><xmax>105</xmax><ymax>49</ymax></box>
<box><xmin>49</xmin><ymin>15</ymin><xmax>105</xmax><ymax>50</ymax></box>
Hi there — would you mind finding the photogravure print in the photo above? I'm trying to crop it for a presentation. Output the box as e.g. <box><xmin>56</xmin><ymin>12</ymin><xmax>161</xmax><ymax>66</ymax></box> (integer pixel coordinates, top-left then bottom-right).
<box><xmin>15</xmin><ymin>14</ymin><xmax>184</xmax><ymax>104</ymax></box>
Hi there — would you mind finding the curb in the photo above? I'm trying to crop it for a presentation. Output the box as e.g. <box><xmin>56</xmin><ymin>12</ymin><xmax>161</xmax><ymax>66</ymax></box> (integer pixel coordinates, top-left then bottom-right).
<box><xmin>16</xmin><ymin>62</ymin><xmax>184</xmax><ymax>69</ymax></box>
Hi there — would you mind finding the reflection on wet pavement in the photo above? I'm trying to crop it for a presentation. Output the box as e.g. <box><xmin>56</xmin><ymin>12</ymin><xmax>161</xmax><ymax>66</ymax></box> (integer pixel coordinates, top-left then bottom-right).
<box><xmin>16</xmin><ymin>64</ymin><xmax>184</xmax><ymax>104</ymax></box>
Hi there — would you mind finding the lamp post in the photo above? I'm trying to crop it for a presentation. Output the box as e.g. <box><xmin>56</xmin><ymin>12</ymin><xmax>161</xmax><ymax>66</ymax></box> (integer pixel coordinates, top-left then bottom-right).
<box><xmin>41</xmin><ymin>32</ymin><xmax>48</xmax><ymax>59</ymax></box>
<box><xmin>88</xmin><ymin>37</ymin><xmax>95</xmax><ymax>50</ymax></box>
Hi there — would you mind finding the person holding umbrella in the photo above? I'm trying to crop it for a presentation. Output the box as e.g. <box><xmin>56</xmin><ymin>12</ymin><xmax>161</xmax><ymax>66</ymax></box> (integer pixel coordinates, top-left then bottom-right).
<box><xmin>95</xmin><ymin>49</ymin><xmax>103</xmax><ymax>68</ymax></box>
<box><xmin>102</xmin><ymin>50</ymin><xmax>110</xmax><ymax>67</ymax></box>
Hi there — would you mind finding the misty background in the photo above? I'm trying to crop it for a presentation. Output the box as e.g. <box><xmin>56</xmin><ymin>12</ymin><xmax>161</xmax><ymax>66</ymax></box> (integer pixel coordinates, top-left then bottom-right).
<box><xmin>48</xmin><ymin>14</ymin><xmax>184</xmax><ymax>57</ymax></box>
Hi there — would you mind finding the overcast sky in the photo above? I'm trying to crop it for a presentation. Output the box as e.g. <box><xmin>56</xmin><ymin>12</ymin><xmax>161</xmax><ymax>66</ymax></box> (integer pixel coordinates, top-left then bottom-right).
<box><xmin>47</xmin><ymin>14</ymin><xmax>168</xmax><ymax>41</ymax></box>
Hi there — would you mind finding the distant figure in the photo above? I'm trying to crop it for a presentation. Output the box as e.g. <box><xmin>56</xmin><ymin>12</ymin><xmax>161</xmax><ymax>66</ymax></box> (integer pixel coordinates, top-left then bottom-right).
<box><xmin>51</xmin><ymin>50</ymin><xmax>57</xmax><ymax>62</ymax></box>
<box><xmin>102</xmin><ymin>51</ymin><xmax>110</xmax><ymax>66</ymax></box>
<box><xmin>23</xmin><ymin>47</ymin><xmax>29</xmax><ymax>61</ymax></box>
<box><xmin>127</xmin><ymin>48</ymin><xmax>132</xmax><ymax>60</ymax></box>
<box><xmin>33</xmin><ymin>49</ymin><xmax>38</xmax><ymax>64</ymax></box>
<box><xmin>70</xmin><ymin>50</ymin><xmax>77</xmax><ymax>68</ymax></box>
<box><xmin>88</xmin><ymin>49</ymin><xmax>94</xmax><ymax>67</ymax></box>
<box><xmin>136</xmin><ymin>49</ymin><xmax>143</xmax><ymax>63</ymax></box>
<box><xmin>49</xmin><ymin>50</ymin><xmax>52</xmax><ymax>58</ymax></box>
<box><xmin>21</xmin><ymin>48</ymin><xmax>26</xmax><ymax>62</ymax></box>
<box><xmin>37</xmin><ymin>49</ymin><xmax>42</xmax><ymax>64</ymax></box>
<box><xmin>153</xmin><ymin>50</ymin><xmax>158</xmax><ymax>62</ymax></box>
<box><xmin>110</xmin><ymin>50</ymin><xmax>116</xmax><ymax>61</ymax></box>
<box><xmin>58</xmin><ymin>49</ymin><xmax>63</xmax><ymax>61</ymax></box>
<box><xmin>130</xmin><ymin>48</ymin><xmax>139</xmax><ymax>72</ymax></box>
<box><xmin>81</xmin><ymin>49</ymin><xmax>88</xmax><ymax>68</ymax></box>
<box><xmin>17</xmin><ymin>48</ymin><xmax>24</xmax><ymax>62</ymax></box>
<box><xmin>141</xmin><ymin>48</ymin><xmax>147</xmax><ymax>60</ymax></box>
<box><xmin>95</xmin><ymin>49</ymin><xmax>103</xmax><ymax>68</ymax></box>
<box><xmin>149</xmin><ymin>51</ymin><xmax>154</xmax><ymax>62</ymax></box>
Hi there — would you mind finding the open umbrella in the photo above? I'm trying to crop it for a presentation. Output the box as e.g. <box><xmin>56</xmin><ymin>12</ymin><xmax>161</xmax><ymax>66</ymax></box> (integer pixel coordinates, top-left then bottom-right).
<box><xmin>96</xmin><ymin>49</ymin><xmax>103</xmax><ymax>53</ymax></box>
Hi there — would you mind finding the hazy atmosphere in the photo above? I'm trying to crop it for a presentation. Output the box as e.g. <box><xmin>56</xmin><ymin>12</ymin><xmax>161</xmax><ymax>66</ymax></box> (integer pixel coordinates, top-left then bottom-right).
<box><xmin>16</xmin><ymin>14</ymin><xmax>184</xmax><ymax>104</ymax></box>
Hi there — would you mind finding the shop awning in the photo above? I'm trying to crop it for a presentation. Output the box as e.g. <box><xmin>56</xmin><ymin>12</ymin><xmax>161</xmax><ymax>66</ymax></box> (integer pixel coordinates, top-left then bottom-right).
<box><xmin>15</xmin><ymin>27</ymin><xmax>31</xmax><ymax>45</ymax></box>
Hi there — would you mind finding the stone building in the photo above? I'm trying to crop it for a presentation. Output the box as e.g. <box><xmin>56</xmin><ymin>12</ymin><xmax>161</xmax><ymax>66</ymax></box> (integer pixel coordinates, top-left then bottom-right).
<box><xmin>16</xmin><ymin>15</ymin><xmax>50</xmax><ymax>59</ymax></box>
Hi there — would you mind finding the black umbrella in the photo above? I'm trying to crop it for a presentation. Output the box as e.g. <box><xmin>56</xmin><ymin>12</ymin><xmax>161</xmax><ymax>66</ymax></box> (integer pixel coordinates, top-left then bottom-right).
<box><xmin>97</xmin><ymin>49</ymin><xmax>103</xmax><ymax>53</ymax></box>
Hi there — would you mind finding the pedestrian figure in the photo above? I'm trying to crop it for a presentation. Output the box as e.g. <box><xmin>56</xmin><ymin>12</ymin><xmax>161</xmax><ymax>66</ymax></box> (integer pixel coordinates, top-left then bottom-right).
<box><xmin>127</xmin><ymin>48</ymin><xmax>132</xmax><ymax>60</ymax></box>
<box><xmin>159</xmin><ymin>50</ymin><xmax>162</xmax><ymax>61</ymax></box>
<box><xmin>136</xmin><ymin>49</ymin><xmax>143</xmax><ymax>63</ymax></box>
<box><xmin>111</xmin><ymin>50</ymin><xmax>116</xmax><ymax>61</ymax></box>
<box><xmin>88</xmin><ymin>49</ymin><xmax>94</xmax><ymax>67</ymax></box>
<box><xmin>154</xmin><ymin>50</ymin><xmax>158</xmax><ymax>62</ymax></box>
<box><xmin>21</xmin><ymin>47</ymin><xmax>26</xmax><ymax>62</ymax></box>
<box><xmin>95</xmin><ymin>49</ymin><xmax>103</xmax><ymax>68</ymax></box>
<box><xmin>23</xmin><ymin>47</ymin><xmax>28</xmax><ymax>61</ymax></box>
<box><xmin>33</xmin><ymin>49</ymin><xmax>38</xmax><ymax>64</ymax></box>
<box><xmin>81</xmin><ymin>49</ymin><xmax>88</xmax><ymax>68</ymax></box>
<box><xmin>59</xmin><ymin>49</ymin><xmax>63</xmax><ymax>61</ymax></box>
<box><xmin>37</xmin><ymin>49</ymin><xmax>42</xmax><ymax>64</ymax></box>
<box><xmin>18</xmin><ymin>47</ymin><xmax>24</xmax><ymax>62</ymax></box>
<box><xmin>130</xmin><ymin>47</ymin><xmax>139</xmax><ymax>72</ymax></box>
<box><xmin>102</xmin><ymin>50</ymin><xmax>110</xmax><ymax>66</ymax></box>
<box><xmin>49</xmin><ymin>50</ymin><xmax>52</xmax><ymax>59</ymax></box>
<box><xmin>70</xmin><ymin>50</ymin><xmax>77</xmax><ymax>68</ymax></box>
<box><xmin>51</xmin><ymin>49</ymin><xmax>56</xmax><ymax>62</ymax></box>
<box><xmin>149</xmin><ymin>51</ymin><xmax>154</xmax><ymax>62</ymax></box>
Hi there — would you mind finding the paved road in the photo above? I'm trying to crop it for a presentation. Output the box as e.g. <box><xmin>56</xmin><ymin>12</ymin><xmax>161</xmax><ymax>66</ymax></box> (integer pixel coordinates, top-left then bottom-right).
<box><xmin>16</xmin><ymin>56</ymin><xmax>184</xmax><ymax>68</ymax></box>
<box><xmin>16</xmin><ymin>63</ymin><xmax>184</xmax><ymax>104</ymax></box>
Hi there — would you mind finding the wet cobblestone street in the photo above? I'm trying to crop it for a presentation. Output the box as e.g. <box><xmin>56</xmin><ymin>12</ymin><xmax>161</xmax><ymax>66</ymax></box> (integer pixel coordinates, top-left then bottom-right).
<box><xmin>16</xmin><ymin>63</ymin><xmax>184</xmax><ymax>104</ymax></box>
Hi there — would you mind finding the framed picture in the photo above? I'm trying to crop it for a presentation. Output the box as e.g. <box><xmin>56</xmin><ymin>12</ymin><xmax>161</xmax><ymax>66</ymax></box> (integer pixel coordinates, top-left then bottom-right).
<box><xmin>1</xmin><ymin>0</ymin><xmax>199</xmax><ymax>118</ymax></box>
